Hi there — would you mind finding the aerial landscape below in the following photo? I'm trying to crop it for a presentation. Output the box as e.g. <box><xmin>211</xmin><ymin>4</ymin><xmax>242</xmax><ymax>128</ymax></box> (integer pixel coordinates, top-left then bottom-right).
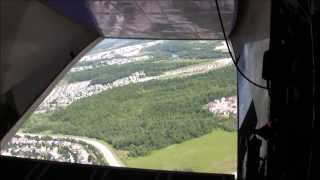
<box><xmin>1</xmin><ymin>39</ymin><xmax>237</xmax><ymax>174</ymax></box>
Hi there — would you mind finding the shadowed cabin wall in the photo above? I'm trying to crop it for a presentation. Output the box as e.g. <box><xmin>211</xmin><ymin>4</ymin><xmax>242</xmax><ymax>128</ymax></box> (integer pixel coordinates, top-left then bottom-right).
<box><xmin>0</xmin><ymin>0</ymin><xmax>100</xmax><ymax>147</ymax></box>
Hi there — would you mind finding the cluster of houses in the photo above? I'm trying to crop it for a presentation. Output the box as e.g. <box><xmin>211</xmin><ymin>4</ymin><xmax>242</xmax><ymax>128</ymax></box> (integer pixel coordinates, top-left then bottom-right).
<box><xmin>36</xmin><ymin>71</ymin><xmax>147</xmax><ymax>113</ymax></box>
<box><xmin>0</xmin><ymin>134</ymin><xmax>99</xmax><ymax>164</ymax></box>
<box><xmin>70</xmin><ymin>55</ymin><xmax>150</xmax><ymax>73</ymax></box>
<box><xmin>206</xmin><ymin>96</ymin><xmax>237</xmax><ymax>118</ymax></box>
<box><xmin>36</xmin><ymin>41</ymin><xmax>165</xmax><ymax>113</ymax></box>
<box><xmin>80</xmin><ymin>41</ymin><xmax>162</xmax><ymax>62</ymax></box>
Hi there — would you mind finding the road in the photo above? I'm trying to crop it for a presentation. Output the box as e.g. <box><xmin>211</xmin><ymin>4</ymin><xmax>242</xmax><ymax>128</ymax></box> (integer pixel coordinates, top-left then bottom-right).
<box><xmin>17</xmin><ymin>133</ymin><xmax>124</xmax><ymax>167</ymax></box>
<box><xmin>70</xmin><ymin>136</ymin><xmax>124</xmax><ymax>167</ymax></box>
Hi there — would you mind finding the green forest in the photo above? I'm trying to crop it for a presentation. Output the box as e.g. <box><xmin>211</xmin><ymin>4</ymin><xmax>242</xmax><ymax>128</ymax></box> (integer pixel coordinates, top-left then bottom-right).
<box><xmin>23</xmin><ymin>65</ymin><xmax>236</xmax><ymax>157</ymax></box>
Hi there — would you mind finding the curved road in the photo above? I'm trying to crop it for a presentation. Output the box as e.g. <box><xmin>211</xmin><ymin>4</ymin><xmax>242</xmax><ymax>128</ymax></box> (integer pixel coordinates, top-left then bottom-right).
<box><xmin>17</xmin><ymin>133</ymin><xmax>124</xmax><ymax>167</ymax></box>
<box><xmin>70</xmin><ymin>136</ymin><xmax>124</xmax><ymax>167</ymax></box>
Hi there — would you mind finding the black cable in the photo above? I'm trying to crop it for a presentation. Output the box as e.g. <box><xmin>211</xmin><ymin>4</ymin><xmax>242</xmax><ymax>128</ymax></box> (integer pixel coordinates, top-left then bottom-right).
<box><xmin>214</xmin><ymin>0</ymin><xmax>270</xmax><ymax>90</ymax></box>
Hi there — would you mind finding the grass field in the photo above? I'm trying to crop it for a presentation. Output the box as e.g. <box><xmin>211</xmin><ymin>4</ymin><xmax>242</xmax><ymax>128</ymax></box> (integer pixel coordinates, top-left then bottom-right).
<box><xmin>126</xmin><ymin>130</ymin><xmax>236</xmax><ymax>173</ymax></box>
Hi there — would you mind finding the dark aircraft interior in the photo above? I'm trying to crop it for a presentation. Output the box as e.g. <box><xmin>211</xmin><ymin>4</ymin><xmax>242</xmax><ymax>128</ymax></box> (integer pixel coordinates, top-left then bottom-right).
<box><xmin>0</xmin><ymin>0</ymin><xmax>318</xmax><ymax>179</ymax></box>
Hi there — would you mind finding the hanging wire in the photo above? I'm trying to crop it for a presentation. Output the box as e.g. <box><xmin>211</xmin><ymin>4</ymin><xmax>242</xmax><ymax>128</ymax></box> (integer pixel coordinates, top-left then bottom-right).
<box><xmin>214</xmin><ymin>0</ymin><xmax>270</xmax><ymax>90</ymax></box>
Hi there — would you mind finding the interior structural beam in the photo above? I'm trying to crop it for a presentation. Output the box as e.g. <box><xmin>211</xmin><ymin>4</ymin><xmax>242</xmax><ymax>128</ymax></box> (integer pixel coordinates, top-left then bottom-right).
<box><xmin>0</xmin><ymin>156</ymin><xmax>235</xmax><ymax>180</ymax></box>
